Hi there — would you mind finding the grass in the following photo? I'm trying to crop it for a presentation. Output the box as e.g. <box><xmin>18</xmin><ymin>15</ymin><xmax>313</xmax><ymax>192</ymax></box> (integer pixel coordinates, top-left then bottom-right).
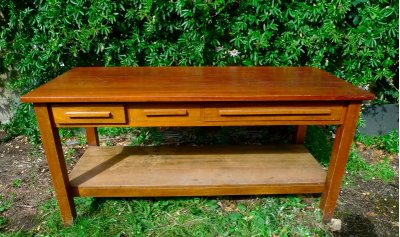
<box><xmin>346</xmin><ymin>146</ymin><xmax>396</xmax><ymax>183</ymax></box>
<box><xmin>347</xmin><ymin>130</ymin><xmax>398</xmax><ymax>183</ymax></box>
<box><xmin>0</xmin><ymin>194</ymin><xmax>15</xmax><ymax>231</ymax></box>
<box><xmin>59</xmin><ymin>128</ymin><xmax>80</xmax><ymax>140</ymax></box>
<box><xmin>130</xmin><ymin>128</ymin><xmax>163</xmax><ymax>146</ymax></box>
<box><xmin>11</xmin><ymin>179</ymin><xmax>22</xmax><ymax>189</ymax></box>
<box><xmin>305</xmin><ymin>126</ymin><xmax>397</xmax><ymax>183</ymax></box>
<box><xmin>305</xmin><ymin>126</ymin><xmax>334</xmax><ymax>166</ymax></box>
<box><xmin>356</xmin><ymin>130</ymin><xmax>399</xmax><ymax>154</ymax></box>
<box><xmin>5</xmin><ymin>196</ymin><xmax>327</xmax><ymax>237</ymax></box>
<box><xmin>98</xmin><ymin>127</ymin><xmax>137</xmax><ymax>138</ymax></box>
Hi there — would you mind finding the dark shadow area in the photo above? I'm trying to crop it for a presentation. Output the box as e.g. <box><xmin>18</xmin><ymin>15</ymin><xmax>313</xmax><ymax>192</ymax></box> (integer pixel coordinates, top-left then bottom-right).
<box><xmin>132</xmin><ymin>126</ymin><xmax>294</xmax><ymax>146</ymax></box>
<box><xmin>334</xmin><ymin>214</ymin><xmax>378</xmax><ymax>237</ymax></box>
<box><xmin>86</xmin><ymin>193</ymin><xmax>320</xmax><ymax>209</ymax></box>
<box><xmin>69</xmin><ymin>148</ymin><xmax>133</xmax><ymax>186</ymax></box>
<box><xmin>335</xmin><ymin>175</ymin><xmax>399</xmax><ymax>237</ymax></box>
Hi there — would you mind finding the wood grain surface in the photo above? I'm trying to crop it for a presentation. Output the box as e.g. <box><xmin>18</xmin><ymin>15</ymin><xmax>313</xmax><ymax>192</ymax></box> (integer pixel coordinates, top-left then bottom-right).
<box><xmin>21</xmin><ymin>67</ymin><xmax>374</xmax><ymax>103</ymax></box>
<box><xmin>34</xmin><ymin>104</ymin><xmax>76</xmax><ymax>225</ymax></box>
<box><xmin>52</xmin><ymin>103</ymin><xmax>126</xmax><ymax>124</ymax></box>
<box><xmin>24</xmin><ymin>66</ymin><xmax>373</xmax><ymax>225</ymax></box>
<box><xmin>320</xmin><ymin>102</ymin><xmax>362</xmax><ymax>222</ymax></box>
<box><xmin>69</xmin><ymin>145</ymin><xmax>326</xmax><ymax>197</ymax></box>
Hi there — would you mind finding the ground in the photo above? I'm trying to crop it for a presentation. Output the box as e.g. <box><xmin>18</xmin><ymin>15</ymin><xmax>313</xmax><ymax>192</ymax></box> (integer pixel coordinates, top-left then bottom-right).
<box><xmin>335</xmin><ymin>142</ymin><xmax>399</xmax><ymax>237</ymax></box>
<box><xmin>0</xmin><ymin>135</ymin><xmax>52</xmax><ymax>231</ymax></box>
<box><xmin>0</xmin><ymin>128</ymin><xmax>398</xmax><ymax>236</ymax></box>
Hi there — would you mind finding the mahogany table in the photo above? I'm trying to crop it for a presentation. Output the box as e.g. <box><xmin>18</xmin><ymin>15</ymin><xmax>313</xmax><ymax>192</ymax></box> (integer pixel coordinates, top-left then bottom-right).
<box><xmin>21</xmin><ymin>67</ymin><xmax>374</xmax><ymax>226</ymax></box>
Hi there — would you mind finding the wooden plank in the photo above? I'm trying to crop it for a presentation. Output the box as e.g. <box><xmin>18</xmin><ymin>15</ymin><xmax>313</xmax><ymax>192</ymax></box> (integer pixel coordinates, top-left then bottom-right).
<box><xmin>72</xmin><ymin>184</ymin><xmax>325</xmax><ymax>197</ymax></box>
<box><xmin>52</xmin><ymin>103</ymin><xmax>126</xmax><ymax>124</ymax></box>
<box><xmin>320</xmin><ymin>102</ymin><xmax>362</xmax><ymax>222</ymax></box>
<box><xmin>21</xmin><ymin>67</ymin><xmax>374</xmax><ymax>103</ymax></box>
<box><xmin>53</xmin><ymin>102</ymin><xmax>346</xmax><ymax>127</ymax></box>
<box><xmin>218</xmin><ymin>108</ymin><xmax>332</xmax><ymax>116</ymax></box>
<box><xmin>69</xmin><ymin>145</ymin><xmax>326</xmax><ymax>197</ymax></box>
<box><xmin>56</xmin><ymin>120</ymin><xmax>343</xmax><ymax>128</ymax></box>
<box><xmin>204</xmin><ymin>102</ymin><xmax>345</xmax><ymax>123</ymax></box>
<box><xmin>128</xmin><ymin>103</ymin><xmax>202</xmax><ymax>124</ymax></box>
<box><xmin>294</xmin><ymin>125</ymin><xmax>307</xmax><ymax>144</ymax></box>
<box><xmin>34</xmin><ymin>104</ymin><xmax>76</xmax><ymax>226</ymax></box>
<box><xmin>85</xmin><ymin>127</ymin><xmax>99</xmax><ymax>146</ymax></box>
<box><xmin>66</xmin><ymin>111</ymin><xmax>111</xmax><ymax>118</ymax></box>
<box><xmin>143</xmin><ymin>109</ymin><xmax>188</xmax><ymax>116</ymax></box>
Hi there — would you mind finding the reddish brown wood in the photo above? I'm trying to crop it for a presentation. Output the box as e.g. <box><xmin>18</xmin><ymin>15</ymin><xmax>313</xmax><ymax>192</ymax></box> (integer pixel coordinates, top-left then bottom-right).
<box><xmin>144</xmin><ymin>109</ymin><xmax>188</xmax><ymax>116</ymax></box>
<box><xmin>66</xmin><ymin>111</ymin><xmax>111</xmax><ymax>118</ymax></box>
<box><xmin>21</xmin><ymin>67</ymin><xmax>374</xmax><ymax>226</ymax></box>
<box><xmin>55</xmin><ymin>120</ymin><xmax>344</xmax><ymax>128</ymax></box>
<box><xmin>128</xmin><ymin>103</ymin><xmax>202</xmax><ymax>125</ymax></box>
<box><xmin>52</xmin><ymin>102</ymin><xmax>347</xmax><ymax>127</ymax></box>
<box><xmin>21</xmin><ymin>67</ymin><xmax>374</xmax><ymax>103</ymax></box>
<box><xmin>52</xmin><ymin>103</ymin><xmax>126</xmax><ymax>125</ymax></box>
<box><xmin>204</xmin><ymin>102</ymin><xmax>344</xmax><ymax>123</ymax></box>
<box><xmin>34</xmin><ymin>104</ymin><xmax>76</xmax><ymax>226</ymax></box>
<box><xmin>320</xmin><ymin>102</ymin><xmax>362</xmax><ymax>222</ymax></box>
<box><xmin>85</xmin><ymin>127</ymin><xmax>99</xmax><ymax>146</ymax></box>
<box><xmin>72</xmin><ymin>185</ymin><xmax>324</xmax><ymax>197</ymax></box>
<box><xmin>294</xmin><ymin>126</ymin><xmax>307</xmax><ymax>144</ymax></box>
<box><xmin>69</xmin><ymin>145</ymin><xmax>326</xmax><ymax>197</ymax></box>
<box><xmin>218</xmin><ymin>108</ymin><xmax>331</xmax><ymax>116</ymax></box>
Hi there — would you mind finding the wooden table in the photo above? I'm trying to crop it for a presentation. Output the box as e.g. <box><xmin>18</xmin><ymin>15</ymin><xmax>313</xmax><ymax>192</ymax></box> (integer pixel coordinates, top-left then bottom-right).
<box><xmin>21</xmin><ymin>67</ymin><xmax>374</xmax><ymax>226</ymax></box>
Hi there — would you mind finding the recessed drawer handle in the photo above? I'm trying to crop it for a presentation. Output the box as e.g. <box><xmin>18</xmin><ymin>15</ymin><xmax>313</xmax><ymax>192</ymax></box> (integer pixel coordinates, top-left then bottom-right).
<box><xmin>144</xmin><ymin>109</ymin><xmax>188</xmax><ymax>116</ymax></box>
<box><xmin>65</xmin><ymin>111</ymin><xmax>112</xmax><ymax>118</ymax></box>
<box><xmin>219</xmin><ymin>108</ymin><xmax>332</xmax><ymax>116</ymax></box>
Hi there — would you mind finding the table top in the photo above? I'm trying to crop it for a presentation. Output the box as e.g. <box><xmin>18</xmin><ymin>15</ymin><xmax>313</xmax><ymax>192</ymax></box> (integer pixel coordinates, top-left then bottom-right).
<box><xmin>21</xmin><ymin>67</ymin><xmax>374</xmax><ymax>103</ymax></box>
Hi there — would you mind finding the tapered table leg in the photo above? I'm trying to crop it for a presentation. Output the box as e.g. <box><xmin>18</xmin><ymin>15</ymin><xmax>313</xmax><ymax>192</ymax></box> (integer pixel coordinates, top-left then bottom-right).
<box><xmin>85</xmin><ymin>127</ymin><xmax>99</xmax><ymax>146</ymax></box>
<box><xmin>34</xmin><ymin>104</ymin><xmax>76</xmax><ymax>226</ymax></box>
<box><xmin>320</xmin><ymin>102</ymin><xmax>361</xmax><ymax>222</ymax></box>
<box><xmin>294</xmin><ymin>125</ymin><xmax>307</xmax><ymax>144</ymax></box>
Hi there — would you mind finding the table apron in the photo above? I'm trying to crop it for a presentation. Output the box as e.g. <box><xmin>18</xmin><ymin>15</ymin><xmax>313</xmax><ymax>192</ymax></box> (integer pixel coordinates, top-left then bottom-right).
<box><xmin>50</xmin><ymin>102</ymin><xmax>348</xmax><ymax>127</ymax></box>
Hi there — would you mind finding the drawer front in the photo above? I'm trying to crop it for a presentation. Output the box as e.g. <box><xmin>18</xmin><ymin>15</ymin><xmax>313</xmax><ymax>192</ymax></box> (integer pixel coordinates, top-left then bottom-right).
<box><xmin>128</xmin><ymin>103</ymin><xmax>201</xmax><ymax>125</ymax></box>
<box><xmin>204</xmin><ymin>103</ymin><xmax>345</xmax><ymax>122</ymax></box>
<box><xmin>52</xmin><ymin>104</ymin><xmax>126</xmax><ymax>124</ymax></box>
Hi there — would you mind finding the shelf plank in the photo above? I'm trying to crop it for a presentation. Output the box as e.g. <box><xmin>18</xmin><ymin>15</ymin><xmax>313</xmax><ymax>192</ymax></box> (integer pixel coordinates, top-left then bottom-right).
<box><xmin>69</xmin><ymin>145</ymin><xmax>326</xmax><ymax>197</ymax></box>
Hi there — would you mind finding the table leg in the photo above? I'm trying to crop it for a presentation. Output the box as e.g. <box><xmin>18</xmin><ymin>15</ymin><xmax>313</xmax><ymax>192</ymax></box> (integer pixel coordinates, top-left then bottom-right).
<box><xmin>294</xmin><ymin>125</ymin><xmax>307</xmax><ymax>144</ymax></box>
<box><xmin>320</xmin><ymin>102</ymin><xmax>361</xmax><ymax>222</ymax></box>
<box><xmin>34</xmin><ymin>104</ymin><xmax>76</xmax><ymax>226</ymax></box>
<box><xmin>85</xmin><ymin>127</ymin><xmax>99</xmax><ymax>146</ymax></box>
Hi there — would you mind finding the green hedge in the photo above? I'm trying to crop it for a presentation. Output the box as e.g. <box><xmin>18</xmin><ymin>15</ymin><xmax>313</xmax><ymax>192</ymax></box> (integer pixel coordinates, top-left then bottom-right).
<box><xmin>0</xmin><ymin>0</ymin><xmax>398</xmax><ymax>140</ymax></box>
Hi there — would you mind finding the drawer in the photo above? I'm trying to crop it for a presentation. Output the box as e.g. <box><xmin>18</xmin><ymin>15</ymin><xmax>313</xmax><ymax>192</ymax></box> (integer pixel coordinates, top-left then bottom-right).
<box><xmin>204</xmin><ymin>103</ymin><xmax>345</xmax><ymax>122</ymax></box>
<box><xmin>128</xmin><ymin>103</ymin><xmax>201</xmax><ymax>125</ymax></box>
<box><xmin>52</xmin><ymin>104</ymin><xmax>126</xmax><ymax>125</ymax></box>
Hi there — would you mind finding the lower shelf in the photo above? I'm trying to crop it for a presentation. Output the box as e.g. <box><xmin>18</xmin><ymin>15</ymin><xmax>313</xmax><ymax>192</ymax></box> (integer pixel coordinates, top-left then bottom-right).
<box><xmin>68</xmin><ymin>145</ymin><xmax>327</xmax><ymax>197</ymax></box>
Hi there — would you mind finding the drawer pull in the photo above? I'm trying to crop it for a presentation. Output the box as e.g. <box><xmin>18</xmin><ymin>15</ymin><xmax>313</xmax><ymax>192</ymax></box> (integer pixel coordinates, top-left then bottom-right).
<box><xmin>219</xmin><ymin>108</ymin><xmax>332</xmax><ymax>116</ymax></box>
<box><xmin>144</xmin><ymin>109</ymin><xmax>188</xmax><ymax>117</ymax></box>
<box><xmin>65</xmin><ymin>111</ymin><xmax>112</xmax><ymax>118</ymax></box>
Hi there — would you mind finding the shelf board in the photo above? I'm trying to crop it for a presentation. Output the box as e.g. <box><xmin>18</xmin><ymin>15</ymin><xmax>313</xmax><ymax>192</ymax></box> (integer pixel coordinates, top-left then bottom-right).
<box><xmin>69</xmin><ymin>145</ymin><xmax>326</xmax><ymax>197</ymax></box>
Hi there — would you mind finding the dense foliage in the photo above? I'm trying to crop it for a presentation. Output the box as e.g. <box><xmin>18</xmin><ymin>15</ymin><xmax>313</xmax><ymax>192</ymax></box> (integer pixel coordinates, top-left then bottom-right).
<box><xmin>0</xmin><ymin>0</ymin><xmax>398</xmax><ymax>140</ymax></box>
